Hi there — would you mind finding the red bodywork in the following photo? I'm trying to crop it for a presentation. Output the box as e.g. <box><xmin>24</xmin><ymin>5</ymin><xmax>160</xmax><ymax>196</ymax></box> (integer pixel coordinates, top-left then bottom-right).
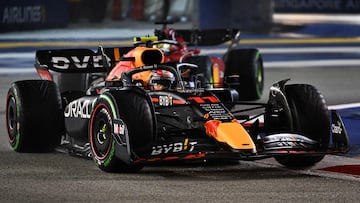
<box><xmin>160</xmin><ymin>28</ymin><xmax>225</xmax><ymax>88</ymax></box>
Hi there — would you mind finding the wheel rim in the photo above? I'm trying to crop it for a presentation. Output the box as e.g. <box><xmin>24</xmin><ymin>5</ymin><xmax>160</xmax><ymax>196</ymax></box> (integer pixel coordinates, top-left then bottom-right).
<box><xmin>94</xmin><ymin>120</ymin><xmax>110</xmax><ymax>156</ymax></box>
<box><xmin>90</xmin><ymin>105</ymin><xmax>113</xmax><ymax>160</ymax></box>
<box><xmin>6</xmin><ymin>96</ymin><xmax>18</xmax><ymax>144</ymax></box>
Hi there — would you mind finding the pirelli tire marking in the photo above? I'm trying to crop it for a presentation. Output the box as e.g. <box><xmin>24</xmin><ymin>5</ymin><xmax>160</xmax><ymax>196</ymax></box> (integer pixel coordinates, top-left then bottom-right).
<box><xmin>89</xmin><ymin>94</ymin><xmax>121</xmax><ymax>167</ymax></box>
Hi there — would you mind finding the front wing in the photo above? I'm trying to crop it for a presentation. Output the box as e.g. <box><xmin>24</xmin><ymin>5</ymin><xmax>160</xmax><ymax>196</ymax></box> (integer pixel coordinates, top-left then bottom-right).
<box><xmin>131</xmin><ymin>110</ymin><xmax>349</xmax><ymax>164</ymax></box>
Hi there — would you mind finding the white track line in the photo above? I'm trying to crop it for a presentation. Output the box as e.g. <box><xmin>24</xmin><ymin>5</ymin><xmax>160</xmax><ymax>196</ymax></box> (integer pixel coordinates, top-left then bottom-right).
<box><xmin>200</xmin><ymin>47</ymin><xmax>360</xmax><ymax>55</ymax></box>
<box><xmin>1</xmin><ymin>46</ymin><xmax>360</xmax><ymax>59</ymax></box>
<box><xmin>329</xmin><ymin>103</ymin><xmax>360</xmax><ymax>110</ymax></box>
<box><xmin>265</xmin><ymin>59</ymin><xmax>360</xmax><ymax>68</ymax></box>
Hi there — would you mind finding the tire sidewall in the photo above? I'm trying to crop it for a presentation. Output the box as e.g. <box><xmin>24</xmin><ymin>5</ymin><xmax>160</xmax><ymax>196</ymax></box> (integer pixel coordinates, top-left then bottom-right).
<box><xmin>6</xmin><ymin>87</ymin><xmax>22</xmax><ymax>150</ymax></box>
<box><xmin>89</xmin><ymin>96</ymin><xmax>117</xmax><ymax>169</ymax></box>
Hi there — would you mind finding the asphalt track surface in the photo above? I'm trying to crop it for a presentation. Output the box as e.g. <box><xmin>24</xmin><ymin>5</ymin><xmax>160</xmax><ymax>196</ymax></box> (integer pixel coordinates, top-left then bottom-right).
<box><xmin>1</xmin><ymin>67</ymin><xmax>360</xmax><ymax>202</ymax></box>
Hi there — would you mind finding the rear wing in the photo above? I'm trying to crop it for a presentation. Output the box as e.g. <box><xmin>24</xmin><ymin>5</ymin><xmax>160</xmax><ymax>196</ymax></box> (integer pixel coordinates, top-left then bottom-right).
<box><xmin>155</xmin><ymin>28</ymin><xmax>240</xmax><ymax>46</ymax></box>
<box><xmin>35</xmin><ymin>46</ymin><xmax>134</xmax><ymax>74</ymax></box>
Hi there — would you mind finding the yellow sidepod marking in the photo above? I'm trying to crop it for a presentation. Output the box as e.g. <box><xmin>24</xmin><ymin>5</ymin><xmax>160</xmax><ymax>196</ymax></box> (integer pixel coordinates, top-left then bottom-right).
<box><xmin>204</xmin><ymin>120</ymin><xmax>256</xmax><ymax>151</ymax></box>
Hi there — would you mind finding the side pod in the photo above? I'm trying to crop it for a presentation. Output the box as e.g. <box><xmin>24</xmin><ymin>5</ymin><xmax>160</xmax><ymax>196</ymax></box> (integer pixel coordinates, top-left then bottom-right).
<box><xmin>330</xmin><ymin>110</ymin><xmax>349</xmax><ymax>153</ymax></box>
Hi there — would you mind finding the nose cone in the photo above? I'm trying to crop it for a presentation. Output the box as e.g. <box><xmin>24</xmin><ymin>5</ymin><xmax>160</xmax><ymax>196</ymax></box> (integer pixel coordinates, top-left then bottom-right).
<box><xmin>204</xmin><ymin>120</ymin><xmax>256</xmax><ymax>152</ymax></box>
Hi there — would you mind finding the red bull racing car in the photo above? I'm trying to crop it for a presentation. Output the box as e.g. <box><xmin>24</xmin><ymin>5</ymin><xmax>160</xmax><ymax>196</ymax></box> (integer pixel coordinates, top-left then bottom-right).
<box><xmin>6</xmin><ymin>37</ymin><xmax>349</xmax><ymax>173</ymax></box>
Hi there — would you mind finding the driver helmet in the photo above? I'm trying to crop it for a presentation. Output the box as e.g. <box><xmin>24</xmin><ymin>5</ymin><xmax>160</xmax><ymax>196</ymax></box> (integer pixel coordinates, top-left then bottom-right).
<box><xmin>153</xmin><ymin>42</ymin><xmax>179</xmax><ymax>55</ymax></box>
<box><xmin>153</xmin><ymin>43</ymin><xmax>172</xmax><ymax>54</ymax></box>
<box><xmin>148</xmin><ymin>70</ymin><xmax>175</xmax><ymax>90</ymax></box>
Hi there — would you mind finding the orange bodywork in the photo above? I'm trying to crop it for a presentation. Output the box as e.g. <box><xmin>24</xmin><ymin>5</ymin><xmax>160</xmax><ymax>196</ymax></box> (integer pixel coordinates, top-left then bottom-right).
<box><xmin>204</xmin><ymin>120</ymin><xmax>256</xmax><ymax>152</ymax></box>
<box><xmin>106</xmin><ymin>47</ymin><xmax>164</xmax><ymax>83</ymax></box>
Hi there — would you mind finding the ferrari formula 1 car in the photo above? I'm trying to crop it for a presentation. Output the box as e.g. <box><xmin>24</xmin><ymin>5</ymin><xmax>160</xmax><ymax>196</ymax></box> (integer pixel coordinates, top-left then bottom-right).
<box><xmin>6</xmin><ymin>39</ymin><xmax>349</xmax><ymax>173</ymax></box>
<box><xmin>150</xmin><ymin>22</ymin><xmax>264</xmax><ymax>101</ymax></box>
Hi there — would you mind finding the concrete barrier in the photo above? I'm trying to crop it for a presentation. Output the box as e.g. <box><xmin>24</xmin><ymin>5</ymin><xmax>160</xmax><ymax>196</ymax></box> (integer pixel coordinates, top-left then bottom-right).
<box><xmin>274</xmin><ymin>0</ymin><xmax>360</xmax><ymax>13</ymax></box>
<box><xmin>193</xmin><ymin>0</ymin><xmax>273</xmax><ymax>32</ymax></box>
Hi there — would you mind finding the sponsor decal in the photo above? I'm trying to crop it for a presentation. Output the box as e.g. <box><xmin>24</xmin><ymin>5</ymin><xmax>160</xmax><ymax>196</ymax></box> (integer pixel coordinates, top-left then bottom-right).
<box><xmin>113</xmin><ymin>122</ymin><xmax>125</xmax><ymax>136</ymax></box>
<box><xmin>2</xmin><ymin>5</ymin><xmax>45</xmax><ymax>24</ymax></box>
<box><xmin>200</xmin><ymin>103</ymin><xmax>233</xmax><ymax>120</ymax></box>
<box><xmin>274</xmin><ymin>137</ymin><xmax>306</xmax><ymax>147</ymax></box>
<box><xmin>151</xmin><ymin>95</ymin><xmax>186</xmax><ymax>105</ymax></box>
<box><xmin>158</xmin><ymin>95</ymin><xmax>173</xmax><ymax>106</ymax></box>
<box><xmin>51</xmin><ymin>55</ymin><xmax>111</xmax><ymax>70</ymax></box>
<box><xmin>187</xmin><ymin>96</ymin><xmax>219</xmax><ymax>103</ymax></box>
<box><xmin>263</xmin><ymin>134</ymin><xmax>316</xmax><ymax>149</ymax></box>
<box><xmin>332</xmin><ymin>121</ymin><xmax>343</xmax><ymax>134</ymax></box>
<box><xmin>112</xmin><ymin>119</ymin><xmax>128</xmax><ymax>145</ymax></box>
<box><xmin>64</xmin><ymin>99</ymin><xmax>94</xmax><ymax>119</ymax></box>
<box><xmin>151</xmin><ymin>138</ymin><xmax>197</xmax><ymax>155</ymax></box>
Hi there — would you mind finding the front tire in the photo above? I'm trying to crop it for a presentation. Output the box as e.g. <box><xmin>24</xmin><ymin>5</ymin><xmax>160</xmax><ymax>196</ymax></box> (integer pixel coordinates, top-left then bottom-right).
<box><xmin>89</xmin><ymin>88</ymin><xmax>155</xmax><ymax>172</ymax></box>
<box><xmin>275</xmin><ymin>84</ymin><xmax>330</xmax><ymax>168</ymax></box>
<box><xmin>6</xmin><ymin>80</ymin><xmax>64</xmax><ymax>152</ymax></box>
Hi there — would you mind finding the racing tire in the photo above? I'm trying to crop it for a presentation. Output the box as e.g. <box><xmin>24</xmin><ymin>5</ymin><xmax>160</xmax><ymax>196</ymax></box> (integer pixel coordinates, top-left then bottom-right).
<box><xmin>224</xmin><ymin>48</ymin><xmax>264</xmax><ymax>101</ymax></box>
<box><xmin>89</xmin><ymin>88</ymin><xmax>155</xmax><ymax>172</ymax></box>
<box><xmin>275</xmin><ymin>84</ymin><xmax>330</xmax><ymax>168</ymax></box>
<box><xmin>184</xmin><ymin>56</ymin><xmax>212</xmax><ymax>88</ymax></box>
<box><xmin>6</xmin><ymin>80</ymin><xmax>64</xmax><ymax>152</ymax></box>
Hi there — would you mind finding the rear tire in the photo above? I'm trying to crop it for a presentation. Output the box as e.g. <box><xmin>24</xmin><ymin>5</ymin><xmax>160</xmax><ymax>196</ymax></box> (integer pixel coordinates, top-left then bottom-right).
<box><xmin>224</xmin><ymin>48</ymin><xmax>264</xmax><ymax>101</ymax></box>
<box><xmin>275</xmin><ymin>84</ymin><xmax>330</xmax><ymax>168</ymax></box>
<box><xmin>6</xmin><ymin>80</ymin><xmax>64</xmax><ymax>152</ymax></box>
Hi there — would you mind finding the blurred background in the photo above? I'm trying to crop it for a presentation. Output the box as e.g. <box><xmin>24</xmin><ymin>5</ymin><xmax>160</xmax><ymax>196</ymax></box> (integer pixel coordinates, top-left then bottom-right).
<box><xmin>0</xmin><ymin>0</ymin><xmax>359</xmax><ymax>35</ymax></box>
<box><xmin>0</xmin><ymin>0</ymin><xmax>274</xmax><ymax>32</ymax></box>
<box><xmin>2</xmin><ymin>0</ymin><xmax>358</xmax><ymax>32</ymax></box>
